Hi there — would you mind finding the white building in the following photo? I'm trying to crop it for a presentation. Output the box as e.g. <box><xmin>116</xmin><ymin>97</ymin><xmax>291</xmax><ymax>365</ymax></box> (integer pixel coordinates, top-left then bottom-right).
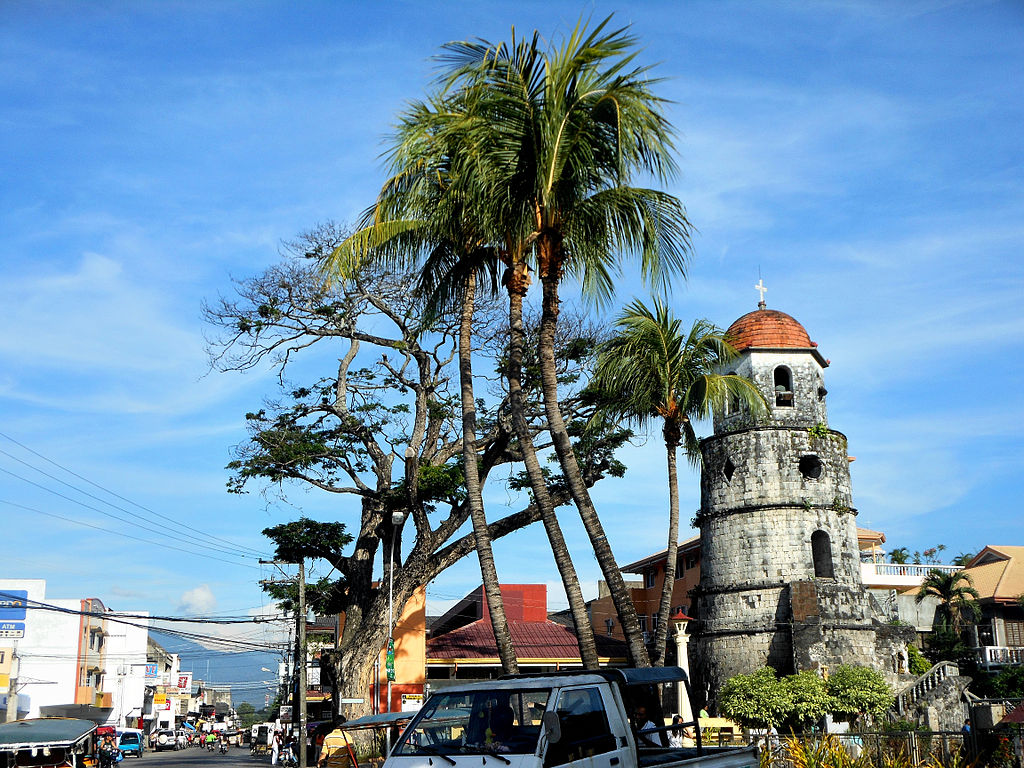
<box><xmin>105</xmin><ymin>611</ymin><xmax>151</xmax><ymax>728</ymax></box>
<box><xmin>0</xmin><ymin>579</ymin><xmax>149</xmax><ymax>725</ymax></box>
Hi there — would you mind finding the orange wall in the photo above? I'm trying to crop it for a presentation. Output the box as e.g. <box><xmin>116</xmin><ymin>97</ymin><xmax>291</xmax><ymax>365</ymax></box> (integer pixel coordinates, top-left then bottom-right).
<box><xmin>591</xmin><ymin>549</ymin><xmax>701</xmax><ymax>643</ymax></box>
<box><xmin>373</xmin><ymin>585</ymin><xmax>426</xmax><ymax>712</ymax></box>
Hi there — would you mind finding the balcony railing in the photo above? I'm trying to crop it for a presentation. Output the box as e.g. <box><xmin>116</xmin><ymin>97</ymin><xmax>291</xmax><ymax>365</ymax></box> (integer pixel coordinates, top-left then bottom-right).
<box><xmin>861</xmin><ymin>562</ymin><xmax>960</xmax><ymax>586</ymax></box>
<box><xmin>871</xmin><ymin>563</ymin><xmax>959</xmax><ymax>577</ymax></box>
<box><xmin>977</xmin><ymin>646</ymin><xmax>1024</xmax><ymax>669</ymax></box>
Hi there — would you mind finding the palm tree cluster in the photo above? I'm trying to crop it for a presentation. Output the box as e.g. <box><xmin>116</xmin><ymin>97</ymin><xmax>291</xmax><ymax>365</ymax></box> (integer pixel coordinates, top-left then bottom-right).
<box><xmin>323</xmin><ymin>16</ymin><xmax>754</xmax><ymax>669</ymax></box>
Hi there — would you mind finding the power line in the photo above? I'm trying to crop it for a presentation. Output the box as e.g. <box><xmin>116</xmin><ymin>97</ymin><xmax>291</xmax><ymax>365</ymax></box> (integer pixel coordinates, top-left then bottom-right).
<box><xmin>0</xmin><ymin>430</ymin><xmax>271</xmax><ymax>559</ymax></box>
<box><xmin>0</xmin><ymin>463</ymin><xmax>261</xmax><ymax>564</ymax></box>
<box><xmin>4</xmin><ymin>594</ymin><xmax>288</xmax><ymax>653</ymax></box>
<box><xmin>0</xmin><ymin>497</ymin><xmax>262</xmax><ymax>571</ymax></box>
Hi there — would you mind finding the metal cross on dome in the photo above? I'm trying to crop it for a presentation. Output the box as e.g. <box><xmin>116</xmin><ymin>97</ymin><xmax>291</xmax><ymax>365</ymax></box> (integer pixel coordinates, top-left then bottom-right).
<box><xmin>754</xmin><ymin>278</ymin><xmax>768</xmax><ymax>308</ymax></box>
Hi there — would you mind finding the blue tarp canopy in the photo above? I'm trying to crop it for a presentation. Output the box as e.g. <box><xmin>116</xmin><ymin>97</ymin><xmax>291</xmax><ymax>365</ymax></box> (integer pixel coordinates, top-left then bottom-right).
<box><xmin>181</xmin><ymin>723</ymin><xmax>196</xmax><ymax>731</ymax></box>
<box><xmin>341</xmin><ymin>712</ymin><xmax>414</xmax><ymax>731</ymax></box>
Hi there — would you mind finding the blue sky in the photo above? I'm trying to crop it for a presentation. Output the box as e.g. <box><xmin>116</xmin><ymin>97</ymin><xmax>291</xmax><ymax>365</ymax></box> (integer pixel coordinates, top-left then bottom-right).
<box><xmin>1</xmin><ymin>0</ymin><xmax>1022</xmax><ymax>666</ymax></box>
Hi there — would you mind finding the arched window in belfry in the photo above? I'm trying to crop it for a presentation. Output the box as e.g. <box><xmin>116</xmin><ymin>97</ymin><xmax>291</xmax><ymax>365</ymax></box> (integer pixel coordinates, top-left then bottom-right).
<box><xmin>811</xmin><ymin>530</ymin><xmax>835</xmax><ymax>578</ymax></box>
<box><xmin>725</xmin><ymin>372</ymin><xmax>740</xmax><ymax>414</ymax></box>
<box><xmin>774</xmin><ymin>366</ymin><xmax>793</xmax><ymax>407</ymax></box>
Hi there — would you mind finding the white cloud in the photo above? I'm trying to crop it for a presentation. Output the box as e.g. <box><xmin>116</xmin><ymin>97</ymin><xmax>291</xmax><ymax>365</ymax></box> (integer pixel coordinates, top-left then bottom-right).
<box><xmin>178</xmin><ymin>584</ymin><xmax>217</xmax><ymax>615</ymax></box>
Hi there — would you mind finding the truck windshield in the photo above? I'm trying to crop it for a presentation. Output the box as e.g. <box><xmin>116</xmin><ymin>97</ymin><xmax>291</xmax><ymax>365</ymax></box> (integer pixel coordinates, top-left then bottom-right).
<box><xmin>394</xmin><ymin>688</ymin><xmax>550</xmax><ymax>757</ymax></box>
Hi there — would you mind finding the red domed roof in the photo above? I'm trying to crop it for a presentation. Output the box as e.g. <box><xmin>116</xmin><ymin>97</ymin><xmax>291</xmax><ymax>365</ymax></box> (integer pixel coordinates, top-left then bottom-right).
<box><xmin>726</xmin><ymin>308</ymin><xmax>816</xmax><ymax>353</ymax></box>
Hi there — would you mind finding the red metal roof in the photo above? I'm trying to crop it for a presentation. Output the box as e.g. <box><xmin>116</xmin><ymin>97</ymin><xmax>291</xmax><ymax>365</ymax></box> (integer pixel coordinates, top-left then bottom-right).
<box><xmin>427</xmin><ymin>619</ymin><xmax>627</xmax><ymax>661</ymax></box>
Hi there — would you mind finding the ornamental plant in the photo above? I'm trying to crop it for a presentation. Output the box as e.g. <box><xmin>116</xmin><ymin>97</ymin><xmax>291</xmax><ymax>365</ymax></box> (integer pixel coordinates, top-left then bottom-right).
<box><xmin>826</xmin><ymin>665</ymin><xmax>894</xmax><ymax>721</ymax></box>
<box><xmin>719</xmin><ymin>667</ymin><xmax>792</xmax><ymax>728</ymax></box>
<box><xmin>783</xmin><ymin>671</ymin><xmax>832</xmax><ymax>729</ymax></box>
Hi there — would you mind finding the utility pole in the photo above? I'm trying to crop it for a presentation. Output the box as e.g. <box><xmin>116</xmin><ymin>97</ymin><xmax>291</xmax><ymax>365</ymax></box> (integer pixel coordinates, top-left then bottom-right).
<box><xmin>297</xmin><ymin>560</ymin><xmax>307</xmax><ymax>768</ymax></box>
<box><xmin>261</xmin><ymin>558</ymin><xmax>307</xmax><ymax>768</ymax></box>
<box><xmin>4</xmin><ymin>650</ymin><xmax>18</xmax><ymax>723</ymax></box>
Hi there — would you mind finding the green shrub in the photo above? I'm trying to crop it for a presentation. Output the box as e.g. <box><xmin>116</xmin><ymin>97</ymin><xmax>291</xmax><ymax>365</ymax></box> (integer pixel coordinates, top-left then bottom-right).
<box><xmin>826</xmin><ymin>665</ymin><xmax>893</xmax><ymax>721</ymax></box>
<box><xmin>907</xmin><ymin>644</ymin><xmax>932</xmax><ymax>676</ymax></box>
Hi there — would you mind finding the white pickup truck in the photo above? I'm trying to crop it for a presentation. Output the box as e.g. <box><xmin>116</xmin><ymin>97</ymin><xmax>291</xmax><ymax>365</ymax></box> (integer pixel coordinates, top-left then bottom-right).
<box><xmin>377</xmin><ymin>667</ymin><xmax>756</xmax><ymax>768</ymax></box>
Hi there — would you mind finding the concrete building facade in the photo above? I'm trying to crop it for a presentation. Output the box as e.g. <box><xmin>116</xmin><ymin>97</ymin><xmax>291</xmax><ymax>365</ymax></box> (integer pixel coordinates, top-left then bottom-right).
<box><xmin>0</xmin><ymin>579</ymin><xmax>149</xmax><ymax>725</ymax></box>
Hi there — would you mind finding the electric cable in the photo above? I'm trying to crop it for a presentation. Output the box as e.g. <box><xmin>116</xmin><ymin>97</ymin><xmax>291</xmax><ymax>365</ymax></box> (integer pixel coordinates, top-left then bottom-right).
<box><xmin>0</xmin><ymin>497</ymin><xmax>261</xmax><ymax>571</ymax></box>
<box><xmin>0</xmin><ymin>430</ymin><xmax>271</xmax><ymax>559</ymax></box>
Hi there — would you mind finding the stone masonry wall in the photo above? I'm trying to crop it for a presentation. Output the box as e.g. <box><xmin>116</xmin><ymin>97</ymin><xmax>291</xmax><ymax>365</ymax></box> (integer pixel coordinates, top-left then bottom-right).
<box><xmin>695</xmin><ymin>342</ymin><xmax>888</xmax><ymax>711</ymax></box>
<box><xmin>717</xmin><ymin>350</ymin><xmax>828</xmax><ymax>434</ymax></box>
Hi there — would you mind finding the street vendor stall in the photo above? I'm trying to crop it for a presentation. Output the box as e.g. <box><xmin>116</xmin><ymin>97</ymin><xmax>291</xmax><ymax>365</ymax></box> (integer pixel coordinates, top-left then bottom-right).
<box><xmin>0</xmin><ymin>719</ymin><xmax>98</xmax><ymax>768</ymax></box>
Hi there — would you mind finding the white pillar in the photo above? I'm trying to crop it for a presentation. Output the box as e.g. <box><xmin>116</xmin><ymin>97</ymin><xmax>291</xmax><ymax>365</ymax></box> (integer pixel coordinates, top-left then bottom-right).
<box><xmin>674</xmin><ymin>626</ymin><xmax>693</xmax><ymax>724</ymax></box>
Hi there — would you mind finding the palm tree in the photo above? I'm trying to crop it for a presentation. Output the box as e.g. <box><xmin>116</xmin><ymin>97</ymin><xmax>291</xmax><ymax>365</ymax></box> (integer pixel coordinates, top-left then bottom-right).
<box><xmin>442</xmin><ymin>16</ymin><xmax>694</xmax><ymax>666</ymax></box>
<box><xmin>915</xmin><ymin>569</ymin><xmax>981</xmax><ymax>635</ymax></box>
<box><xmin>328</xmin><ymin>86</ymin><xmax>599</xmax><ymax>671</ymax></box>
<box><xmin>459</xmin><ymin>30</ymin><xmax>601</xmax><ymax>669</ymax></box>
<box><xmin>889</xmin><ymin>547</ymin><xmax>910</xmax><ymax>564</ymax></box>
<box><xmin>951</xmin><ymin>552</ymin><xmax>976</xmax><ymax>568</ymax></box>
<box><xmin>324</xmin><ymin>97</ymin><xmax>521</xmax><ymax>673</ymax></box>
<box><xmin>591</xmin><ymin>299</ymin><xmax>766</xmax><ymax>664</ymax></box>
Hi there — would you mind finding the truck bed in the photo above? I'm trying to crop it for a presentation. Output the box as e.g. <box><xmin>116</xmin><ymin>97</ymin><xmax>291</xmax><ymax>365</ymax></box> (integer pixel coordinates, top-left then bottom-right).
<box><xmin>636</xmin><ymin>745</ymin><xmax>758</xmax><ymax>768</ymax></box>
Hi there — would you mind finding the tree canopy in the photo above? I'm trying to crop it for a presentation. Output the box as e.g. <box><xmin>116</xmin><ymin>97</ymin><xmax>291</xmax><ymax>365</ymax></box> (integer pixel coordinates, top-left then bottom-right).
<box><xmin>205</xmin><ymin>224</ymin><xmax>629</xmax><ymax>715</ymax></box>
<box><xmin>718</xmin><ymin>665</ymin><xmax>893</xmax><ymax>729</ymax></box>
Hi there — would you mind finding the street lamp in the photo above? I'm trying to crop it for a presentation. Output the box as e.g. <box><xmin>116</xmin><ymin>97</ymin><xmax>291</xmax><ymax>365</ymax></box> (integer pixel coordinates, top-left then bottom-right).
<box><xmin>385</xmin><ymin>509</ymin><xmax>406</xmax><ymax>755</ymax></box>
<box><xmin>386</xmin><ymin>510</ymin><xmax>406</xmax><ymax>710</ymax></box>
<box><xmin>671</xmin><ymin>608</ymin><xmax>693</xmax><ymax>724</ymax></box>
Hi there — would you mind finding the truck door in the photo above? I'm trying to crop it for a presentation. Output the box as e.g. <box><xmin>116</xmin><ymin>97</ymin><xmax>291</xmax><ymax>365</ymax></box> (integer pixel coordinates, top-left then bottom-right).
<box><xmin>543</xmin><ymin>686</ymin><xmax>630</xmax><ymax>768</ymax></box>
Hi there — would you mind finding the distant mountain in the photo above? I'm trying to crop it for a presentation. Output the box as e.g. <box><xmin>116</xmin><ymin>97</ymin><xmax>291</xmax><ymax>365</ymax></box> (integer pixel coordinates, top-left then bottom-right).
<box><xmin>149</xmin><ymin>629</ymin><xmax>281</xmax><ymax>709</ymax></box>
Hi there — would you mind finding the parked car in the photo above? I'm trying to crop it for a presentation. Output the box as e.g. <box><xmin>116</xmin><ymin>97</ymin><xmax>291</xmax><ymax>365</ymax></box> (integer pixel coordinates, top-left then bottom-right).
<box><xmin>118</xmin><ymin>729</ymin><xmax>145</xmax><ymax>758</ymax></box>
<box><xmin>153</xmin><ymin>729</ymin><xmax>178</xmax><ymax>751</ymax></box>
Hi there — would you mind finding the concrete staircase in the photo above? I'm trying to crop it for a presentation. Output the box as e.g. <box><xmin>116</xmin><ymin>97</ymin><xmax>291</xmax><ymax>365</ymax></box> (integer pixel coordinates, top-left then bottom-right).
<box><xmin>894</xmin><ymin>661</ymin><xmax>970</xmax><ymax>730</ymax></box>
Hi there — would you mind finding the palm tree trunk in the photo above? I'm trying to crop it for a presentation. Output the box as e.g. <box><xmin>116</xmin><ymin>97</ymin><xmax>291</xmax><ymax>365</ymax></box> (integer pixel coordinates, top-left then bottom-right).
<box><xmin>460</xmin><ymin>270</ymin><xmax>518</xmax><ymax>673</ymax></box>
<box><xmin>536</xmin><ymin>242</ymin><xmax>650</xmax><ymax>667</ymax></box>
<box><xmin>651</xmin><ymin>422</ymin><xmax>680</xmax><ymax>665</ymax></box>
<box><xmin>506</xmin><ymin>270</ymin><xmax>600</xmax><ymax>668</ymax></box>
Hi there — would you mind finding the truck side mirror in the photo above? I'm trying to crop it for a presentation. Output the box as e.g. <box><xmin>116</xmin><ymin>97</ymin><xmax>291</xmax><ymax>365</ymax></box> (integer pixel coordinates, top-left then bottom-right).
<box><xmin>542</xmin><ymin>712</ymin><xmax>561</xmax><ymax>745</ymax></box>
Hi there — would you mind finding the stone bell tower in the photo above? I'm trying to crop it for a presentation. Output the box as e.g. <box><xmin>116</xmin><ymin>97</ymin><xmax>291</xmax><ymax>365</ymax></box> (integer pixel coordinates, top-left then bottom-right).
<box><xmin>692</xmin><ymin>284</ymin><xmax>902</xmax><ymax>707</ymax></box>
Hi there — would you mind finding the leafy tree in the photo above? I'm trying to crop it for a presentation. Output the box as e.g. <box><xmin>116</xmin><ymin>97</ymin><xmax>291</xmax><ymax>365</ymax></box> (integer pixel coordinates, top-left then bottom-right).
<box><xmin>439</xmin><ymin>14</ymin><xmax>694</xmax><ymax>667</ymax></box>
<box><xmin>782</xmin><ymin>671</ymin><xmax>831</xmax><ymax>730</ymax></box>
<box><xmin>826</xmin><ymin>665</ymin><xmax>893</xmax><ymax>722</ymax></box>
<box><xmin>718</xmin><ymin>667</ymin><xmax>792</xmax><ymax>728</ymax></box>
<box><xmin>590</xmin><ymin>299</ymin><xmax>765</xmax><ymax>664</ymax></box>
<box><xmin>925</xmin><ymin>618</ymin><xmax>976</xmax><ymax>665</ymax></box>
<box><xmin>991</xmin><ymin>665</ymin><xmax>1024</xmax><ymax>698</ymax></box>
<box><xmin>236</xmin><ymin>702</ymin><xmax>260</xmax><ymax>728</ymax></box>
<box><xmin>205</xmin><ymin>233</ymin><xmax>626</xmax><ymax>718</ymax></box>
<box><xmin>720</xmin><ymin>666</ymin><xmax>893</xmax><ymax>729</ymax></box>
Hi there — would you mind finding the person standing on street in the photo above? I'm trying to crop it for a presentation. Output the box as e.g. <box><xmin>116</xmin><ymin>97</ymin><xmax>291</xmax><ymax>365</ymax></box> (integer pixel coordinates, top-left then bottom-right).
<box><xmin>318</xmin><ymin>718</ymin><xmax>354</xmax><ymax>768</ymax></box>
<box><xmin>271</xmin><ymin>729</ymin><xmax>282</xmax><ymax>766</ymax></box>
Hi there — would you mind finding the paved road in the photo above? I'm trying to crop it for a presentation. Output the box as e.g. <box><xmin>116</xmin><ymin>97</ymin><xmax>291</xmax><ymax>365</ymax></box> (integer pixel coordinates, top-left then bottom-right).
<box><xmin>131</xmin><ymin>746</ymin><xmax>271</xmax><ymax>768</ymax></box>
